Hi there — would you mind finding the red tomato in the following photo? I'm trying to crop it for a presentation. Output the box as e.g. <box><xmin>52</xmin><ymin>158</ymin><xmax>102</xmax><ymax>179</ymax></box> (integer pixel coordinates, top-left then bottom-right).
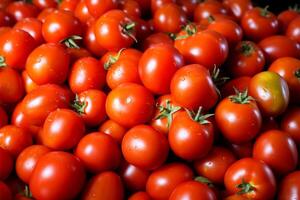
<box><xmin>151</xmin><ymin>0</ymin><xmax>175</xmax><ymax>14</ymax></box>
<box><xmin>59</xmin><ymin>0</ymin><xmax>80</xmax><ymax>12</ymax></box>
<box><xmin>146</xmin><ymin>163</ymin><xmax>194</xmax><ymax>199</ymax></box>
<box><xmin>194</xmin><ymin>147</ymin><xmax>236</xmax><ymax>184</ymax></box>
<box><xmin>0</xmin><ymin>181</ymin><xmax>12</xmax><ymax>200</ymax></box>
<box><xmin>169</xmin><ymin>109</ymin><xmax>214</xmax><ymax>160</ymax></box>
<box><xmin>67</xmin><ymin>47</ymin><xmax>92</xmax><ymax>64</ymax></box>
<box><xmin>106</xmin><ymin>83</ymin><xmax>155</xmax><ymax>128</ymax></box>
<box><xmin>16</xmin><ymin>145</ymin><xmax>50</xmax><ymax>183</ymax></box>
<box><xmin>229</xmin><ymin>142</ymin><xmax>253</xmax><ymax>159</ymax></box>
<box><xmin>122</xmin><ymin>125</ymin><xmax>169</xmax><ymax>170</ymax></box>
<box><xmin>169</xmin><ymin>180</ymin><xmax>217</xmax><ymax>200</ymax></box>
<box><xmin>139</xmin><ymin>44</ymin><xmax>184</xmax><ymax>94</ymax></box>
<box><xmin>29</xmin><ymin>151</ymin><xmax>86</xmax><ymax>200</ymax></box>
<box><xmin>6</xmin><ymin>1</ymin><xmax>39</xmax><ymax>22</ymax></box>
<box><xmin>278</xmin><ymin>9</ymin><xmax>299</xmax><ymax>33</ymax></box>
<box><xmin>0</xmin><ymin>147</ymin><xmax>13</xmax><ymax>180</ymax></box>
<box><xmin>22</xmin><ymin>70</ymin><xmax>38</xmax><ymax>93</ymax></box>
<box><xmin>37</xmin><ymin>8</ymin><xmax>55</xmax><ymax>23</ymax></box>
<box><xmin>141</xmin><ymin>32</ymin><xmax>173</xmax><ymax>50</ymax></box>
<box><xmin>170</xmin><ymin>64</ymin><xmax>218</xmax><ymax>110</ymax></box>
<box><xmin>0</xmin><ymin>10</ymin><xmax>14</xmax><ymax>27</ymax></box>
<box><xmin>74</xmin><ymin>0</ymin><xmax>94</xmax><ymax>25</ymax></box>
<box><xmin>99</xmin><ymin>119</ymin><xmax>127</xmax><ymax>144</ymax></box>
<box><xmin>121</xmin><ymin>0</ymin><xmax>142</xmax><ymax>18</ymax></box>
<box><xmin>286</xmin><ymin>16</ymin><xmax>300</xmax><ymax>44</ymax></box>
<box><xmin>85</xmin><ymin>0</ymin><xmax>118</xmax><ymax>18</ymax></box>
<box><xmin>14</xmin><ymin>18</ymin><xmax>44</xmax><ymax>45</ymax></box>
<box><xmin>129</xmin><ymin>191</ymin><xmax>152</xmax><ymax>200</ymax></box>
<box><xmin>278</xmin><ymin>171</ymin><xmax>300</xmax><ymax>200</ymax></box>
<box><xmin>281</xmin><ymin>107</ymin><xmax>300</xmax><ymax>144</ymax></box>
<box><xmin>176</xmin><ymin>0</ymin><xmax>198</xmax><ymax>20</ymax></box>
<box><xmin>81</xmin><ymin>171</ymin><xmax>124</xmax><ymax>200</ymax></box>
<box><xmin>223</xmin><ymin>0</ymin><xmax>253</xmax><ymax>20</ymax></box>
<box><xmin>224</xmin><ymin>158</ymin><xmax>276</xmax><ymax>200</ymax></box>
<box><xmin>194</xmin><ymin>1</ymin><xmax>228</xmax><ymax>22</ymax></box>
<box><xmin>221</xmin><ymin>76</ymin><xmax>251</xmax><ymax>97</ymax></box>
<box><xmin>0</xmin><ymin>107</ymin><xmax>8</xmax><ymax>128</ymax></box>
<box><xmin>75</xmin><ymin>132</ymin><xmax>121</xmax><ymax>173</ymax></box>
<box><xmin>84</xmin><ymin>23</ymin><xmax>107</xmax><ymax>57</ymax></box>
<box><xmin>253</xmin><ymin>130</ymin><xmax>298</xmax><ymax>175</ymax></box>
<box><xmin>32</xmin><ymin>0</ymin><xmax>57</xmax><ymax>9</ymax></box>
<box><xmin>0</xmin><ymin>0</ymin><xmax>12</xmax><ymax>10</ymax></box>
<box><xmin>0</xmin><ymin>125</ymin><xmax>32</xmax><ymax>158</ymax></box>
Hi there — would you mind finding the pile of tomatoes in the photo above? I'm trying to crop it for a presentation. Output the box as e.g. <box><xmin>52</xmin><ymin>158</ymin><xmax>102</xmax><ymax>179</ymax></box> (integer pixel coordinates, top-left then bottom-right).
<box><xmin>0</xmin><ymin>0</ymin><xmax>300</xmax><ymax>199</ymax></box>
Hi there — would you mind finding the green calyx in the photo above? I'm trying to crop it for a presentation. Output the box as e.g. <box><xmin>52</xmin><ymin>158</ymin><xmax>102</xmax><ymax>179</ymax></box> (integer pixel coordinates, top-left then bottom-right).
<box><xmin>175</xmin><ymin>23</ymin><xmax>198</xmax><ymax>40</ymax></box>
<box><xmin>229</xmin><ymin>89</ymin><xmax>254</xmax><ymax>104</ymax></box>
<box><xmin>104</xmin><ymin>48</ymin><xmax>125</xmax><ymax>70</ymax></box>
<box><xmin>185</xmin><ymin>107</ymin><xmax>214</xmax><ymax>125</ymax></box>
<box><xmin>289</xmin><ymin>4</ymin><xmax>300</xmax><ymax>12</ymax></box>
<box><xmin>71</xmin><ymin>94</ymin><xmax>87</xmax><ymax>115</ymax></box>
<box><xmin>61</xmin><ymin>35</ymin><xmax>82</xmax><ymax>49</ymax></box>
<box><xmin>23</xmin><ymin>185</ymin><xmax>33</xmax><ymax>198</ymax></box>
<box><xmin>121</xmin><ymin>22</ymin><xmax>137</xmax><ymax>43</ymax></box>
<box><xmin>295</xmin><ymin>69</ymin><xmax>300</xmax><ymax>79</ymax></box>
<box><xmin>0</xmin><ymin>56</ymin><xmax>6</xmax><ymax>68</ymax></box>
<box><xmin>259</xmin><ymin>6</ymin><xmax>271</xmax><ymax>17</ymax></box>
<box><xmin>195</xmin><ymin>176</ymin><xmax>214</xmax><ymax>188</ymax></box>
<box><xmin>155</xmin><ymin>100</ymin><xmax>181</xmax><ymax>128</ymax></box>
<box><xmin>212</xmin><ymin>66</ymin><xmax>230</xmax><ymax>87</ymax></box>
<box><xmin>240</xmin><ymin>41</ymin><xmax>254</xmax><ymax>56</ymax></box>
<box><xmin>236</xmin><ymin>179</ymin><xmax>256</xmax><ymax>195</ymax></box>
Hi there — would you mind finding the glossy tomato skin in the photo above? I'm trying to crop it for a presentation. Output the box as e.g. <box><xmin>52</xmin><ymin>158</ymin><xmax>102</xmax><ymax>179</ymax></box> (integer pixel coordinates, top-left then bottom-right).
<box><xmin>221</xmin><ymin>76</ymin><xmax>251</xmax><ymax>98</ymax></box>
<box><xmin>278</xmin><ymin>171</ymin><xmax>300</xmax><ymax>200</ymax></box>
<box><xmin>151</xmin><ymin>0</ymin><xmax>175</xmax><ymax>14</ymax></box>
<box><xmin>223</xmin><ymin>0</ymin><xmax>253</xmax><ymax>20</ymax></box>
<box><xmin>75</xmin><ymin>132</ymin><xmax>121</xmax><ymax>173</ymax></box>
<box><xmin>16</xmin><ymin>145</ymin><xmax>50</xmax><ymax>183</ymax></box>
<box><xmin>84</xmin><ymin>23</ymin><xmax>107</xmax><ymax>57</ymax></box>
<box><xmin>249</xmin><ymin>71</ymin><xmax>290</xmax><ymax>116</ymax></box>
<box><xmin>141</xmin><ymin>32</ymin><xmax>173</xmax><ymax>50</ymax></box>
<box><xmin>37</xmin><ymin>8</ymin><xmax>56</xmax><ymax>23</ymax></box>
<box><xmin>26</xmin><ymin>43</ymin><xmax>70</xmax><ymax>85</ymax></box>
<box><xmin>224</xmin><ymin>158</ymin><xmax>276</xmax><ymax>200</ymax></box>
<box><xmin>0</xmin><ymin>181</ymin><xmax>12</xmax><ymax>200</ymax></box>
<box><xmin>122</xmin><ymin>125</ymin><xmax>169</xmax><ymax>170</ymax></box>
<box><xmin>32</xmin><ymin>0</ymin><xmax>57</xmax><ymax>9</ymax></box>
<box><xmin>99</xmin><ymin>119</ymin><xmax>127</xmax><ymax>144</ymax></box>
<box><xmin>170</xmin><ymin>64</ymin><xmax>218</xmax><ymax>110</ymax></box>
<box><xmin>269</xmin><ymin>57</ymin><xmax>300</xmax><ymax>103</ymax></box>
<box><xmin>14</xmin><ymin>18</ymin><xmax>44</xmax><ymax>45</ymax></box>
<box><xmin>193</xmin><ymin>1</ymin><xmax>228</xmax><ymax>22</ymax></box>
<box><xmin>194</xmin><ymin>147</ymin><xmax>236</xmax><ymax>184</ymax></box>
<box><xmin>281</xmin><ymin>107</ymin><xmax>300</xmax><ymax>144</ymax></box>
<box><xmin>146</xmin><ymin>163</ymin><xmax>194</xmax><ymax>200</ymax></box>
<box><xmin>6</xmin><ymin>2</ymin><xmax>39</xmax><ymax>22</ymax></box>
<box><xmin>81</xmin><ymin>171</ymin><xmax>124</xmax><ymax>200</ymax></box>
<box><xmin>253</xmin><ymin>130</ymin><xmax>298</xmax><ymax>175</ymax></box>
<box><xmin>120</xmin><ymin>0</ymin><xmax>142</xmax><ymax>18</ymax></box>
<box><xmin>0</xmin><ymin>10</ymin><xmax>14</xmax><ymax>27</ymax></box>
<box><xmin>106</xmin><ymin>83</ymin><xmax>155</xmax><ymax>128</ymax></box>
<box><xmin>139</xmin><ymin>43</ymin><xmax>184</xmax><ymax>94</ymax></box>
<box><xmin>129</xmin><ymin>191</ymin><xmax>152</xmax><ymax>200</ymax></box>
<box><xmin>59</xmin><ymin>0</ymin><xmax>80</xmax><ymax>12</ymax></box>
<box><xmin>0</xmin><ymin>147</ymin><xmax>13</xmax><ymax>180</ymax></box>
<box><xmin>74</xmin><ymin>0</ymin><xmax>94</xmax><ymax>25</ymax></box>
<box><xmin>286</xmin><ymin>16</ymin><xmax>300</xmax><ymax>44</ymax></box>
<box><xmin>169</xmin><ymin>180</ymin><xmax>217</xmax><ymax>200</ymax></box>
<box><xmin>85</xmin><ymin>0</ymin><xmax>118</xmax><ymax>18</ymax></box>
<box><xmin>29</xmin><ymin>151</ymin><xmax>86</xmax><ymax>200</ymax></box>
<box><xmin>169</xmin><ymin>111</ymin><xmax>214</xmax><ymax>161</ymax></box>
<box><xmin>0</xmin><ymin>28</ymin><xmax>36</xmax><ymax>70</ymax></box>
<box><xmin>278</xmin><ymin>9</ymin><xmax>299</xmax><ymax>33</ymax></box>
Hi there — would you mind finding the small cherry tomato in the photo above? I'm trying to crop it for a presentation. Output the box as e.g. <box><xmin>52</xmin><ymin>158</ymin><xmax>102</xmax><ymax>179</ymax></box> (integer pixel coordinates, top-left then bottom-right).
<box><xmin>281</xmin><ymin>107</ymin><xmax>300</xmax><ymax>144</ymax></box>
<box><xmin>99</xmin><ymin>119</ymin><xmax>127</xmax><ymax>144</ymax></box>
<box><xmin>0</xmin><ymin>147</ymin><xmax>13</xmax><ymax>180</ymax></box>
<box><xmin>278</xmin><ymin>171</ymin><xmax>300</xmax><ymax>200</ymax></box>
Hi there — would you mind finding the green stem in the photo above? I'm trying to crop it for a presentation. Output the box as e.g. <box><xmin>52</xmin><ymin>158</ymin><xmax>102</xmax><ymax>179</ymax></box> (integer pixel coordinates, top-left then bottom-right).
<box><xmin>122</xmin><ymin>22</ymin><xmax>137</xmax><ymax>43</ymax></box>
<box><xmin>212</xmin><ymin>66</ymin><xmax>230</xmax><ymax>86</ymax></box>
<box><xmin>195</xmin><ymin>176</ymin><xmax>214</xmax><ymax>188</ymax></box>
<box><xmin>240</xmin><ymin>41</ymin><xmax>254</xmax><ymax>56</ymax></box>
<box><xmin>61</xmin><ymin>35</ymin><xmax>82</xmax><ymax>49</ymax></box>
<box><xmin>236</xmin><ymin>179</ymin><xmax>256</xmax><ymax>195</ymax></box>
<box><xmin>175</xmin><ymin>23</ymin><xmax>197</xmax><ymax>40</ymax></box>
<box><xmin>104</xmin><ymin>48</ymin><xmax>125</xmax><ymax>70</ymax></box>
<box><xmin>71</xmin><ymin>95</ymin><xmax>86</xmax><ymax>115</ymax></box>
<box><xmin>0</xmin><ymin>56</ymin><xmax>6</xmax><ymax>67</ymax></box>
<box><xmin>295</xmin><ymin>69</ymin><xmax>300</xmax><ymax>79</ymax></box>
<box><xmin>155</xmin><ymin>100</ymin><xmax>181</xmax><ymax>128</ymax></box>
<box><xmin>260</xmin><ymin>5</ymin><xmax>270</xmax><ymax>17</ymax></box>
<box><xmin>229</xmin><ymin>89</ymin><xmax>254</xmax><ymax>104</ymax></box>
<box><xmin>185</xmin><ymin>107</ymin><xmax>214</xmax><ymax>125</ymax></box>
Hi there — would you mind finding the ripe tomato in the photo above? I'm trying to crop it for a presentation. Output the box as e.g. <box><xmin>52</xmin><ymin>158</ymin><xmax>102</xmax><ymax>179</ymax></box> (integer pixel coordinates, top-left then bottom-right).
<box><xmin>253</xmin><ymin>130</ymin><xmax>298</xmax><ymax>175</ymax></box>
<box><xmin>176</xmin><ymin>0</ymin><xmax>198</xmax><ymax>20</ymax></box>
<box><xmin>129</xmin><ymin>191</ymin><xmax>152</xmax><ymax>200</ymax></box>
<box><xmin>151</xmin><ymin>0</ymin><xmax>175</xmax><ymax>14</ymax></box>
<box><xmin>281</xmin><ymin>107</ymin><xmax>300</xmax><ymax>144</ymax></box>
<box><xmin>121</xmin><ymin>0</ymin><xmax>142</xmax><ymax>18</ymax></box>
<box><xmin>278</xmin><ymin>9</ymin><xmax>300</xmax><ymax>33</ymax></box>
<box><xmin>0</xmin><ymin>107</ymin><xmax>8</xmax><ymax>129</ymax></box>
<box><xmin>26</xmin><ymin>43</ymin><xmax>70</xmax><ymax>85</ymax></box>
<box><xmin>59</xmin><ymin>0</ymin><xmax>80</xmax><ymax>12</ymax></box>
<box><xmin>169</xmin><ymin>109</ymin><xmax>214</xmax><ymax>160</ymax></box>
<box><xmin>84</xmin><ymin>23</ymin><xmax>107</xmax><ymax>57</ymax></box>
<box><xmin>32</xmin><ymin>0</ymin><xmax>57</xmax><ymax>9</ymax></box>
<box><xmin>169</xmin><ymin>180</ymin><xmax>217</xmax><ymax>200</ymax></box>
<box><xmin>14</xmin><ymin>18</ymin><xmax>44</xmax><ymax>45</ymax></box>
<box><xmin>141</xmin><ymin>32</ymin><xmax>173</xmax><ymax>50</ymax></box>
<box><xmin>221</xmin><ymin>76</ymin><xmax>251</xmax><ymax>97</ymax></box>
<box><xmin>228</xmin><ymin>142</ymin><xmax>253</xmax><ymax>159</ymax></box>
<box><xmin>278</xmin><ymin>171</ymin><xmax>300</xmax><ymax>200</ymax></box>
<box><xmin>106</xmin><ymin>83</ymin><xmax>155</xmax><ymax>128</ymax></box>
<box><xmin>119</xmin><ymin>161</ymin><xmax>150</xmax><ymax>191</ymax></box>
<box><xmin>122</xmin><ymin>125</ymin><xmax>169</xmax><ymax>170</ymax></box>
<box><xmin>29</xmin><ymin>151</ymin><xmax>86</xmax><ymax>200</ymax></box>
<box><xmin>226</xmin><ymin>41</ymin><xmax>265</xmax><ymax>77</ymax></box>
<box><xmin>37</xmin><ymin>8</ymin><xmax>55</xmax><ymax>23</ymax></box>
<box><xmin>223</xmin><ymin>0</ymin><xmax>253</xmax><ymax>20</ymax></box>
<box><xmin>215</xmin><ymin>90</ymin><xmax>262</xmax><ymax>144</ymax></box>
<box><xmin>0</xmin><ymin>125</ymin><xmax>32</xmax><ymax>158</ymax></box>
<box><xmin>16</xmin><ymin>145</ymin><xmax>50</xmax><ymax>183</ymax></box>
<box><xmin>99</xmin><ymin>119</ymin><xmax>127</xmax><ymax>144</ymax></box>
<box><xmin>85</xmin><ymin>0</ymin><xmax>118</xmax><ymax>18</ymax></box>
<box><xmin>139</xmin><ymin>44</ymin><xmax>184</xmax><ymax>94</ymax></box>
<box><xmin>0</xmin><ymin>181</ymin><xmax>12</xmax><ymax>200</ymax></box>
<box><xmin>0</xmin><ymin>147</ymin><xmax>13</xmax><ymax>180</ymax></box>
<box><xmin>69</xmin><ymin>56</ymin><xmax>106</xmax><ymax>94</ymax></box>
<box><xmin>170</xmin><ymin>64</ymin><xmax>218</xmax><ymax>110</ymax></box>
<box><xmin>286</xmin><ymin>16</ymin><xmax>300</xmax><ymax>43</ymax></box>
<box><xmin>67</xmin><ymin>47</ymin><xmax>92</xmax><ymax>64</ymax></box>
<box><xmin>146</xmin><ymin>163</ymin><xmax>194</xmax><ymax>199</ymax></box>
<box><xmin>249</xmin><ymin>71</ymin><xmax>290</xmax><ymax>116</ymax></box>
<box><xmin>6</xmin><ymin>1</ymin><xmax>39</xmax><ymax>22</ymax></box>
<box><xmin>194</xmin><ymin>147</ymin><xmax>236</xmax><ymax>184</ymax></box>
<box><xmin>75</xmin><ymin>132</ymin><xmax>121</xmax><ymax>173</ymax></box>
<box><xmin>0</xmin><ymin>28</ymin><xmax>36</xmax><ymax>70</ymax></box>
<box><xmin>0</xmin><ymin>10</ymin><xmax>14</xmax><ymax>27</ymax></box>
<box><xmin>74</xmin><ymin>0</ymin><xmax>94</xmax><ymax>25</ymax></box>
<box><xmin>194</xmin><ymin>1</ymin><xmax>228</xmax><ymax>22</ymax></box>
<box><xmin>224</xmin><ymin>158</ymin><xmax>276</xmax><ymax>200</ymax></box>
<box><xmin>81</xmin><ymin>171</ymin><xmax>124</xmax><ymax>200</ymax></box>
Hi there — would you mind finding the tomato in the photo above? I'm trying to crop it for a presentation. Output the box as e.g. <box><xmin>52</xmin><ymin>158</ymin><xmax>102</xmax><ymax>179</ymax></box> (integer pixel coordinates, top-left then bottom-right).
<box><xmin>194</xmin><ymin>147</ymin><xmax>236</xmax><ymax>184</ymax></box>
<box><xmin>223</xmin><ymin>0</ymin><xmax>253</xmax><ymax>20</ymax></box>
<box><xmin>29</xmin><ymin>151</ymin><xmax>86</xmax><ymax>200</ymax></box>
<box><xmin>26</xmin><ymin>43</ymin><xmax>70</xmax><ymax>85</ymax></box>
<box><xmin>269</xmin><ymin>57</ymin><xmax>300</xmax><ymax>103</ymax></box>
<box><xmin>224</xmin><ymin>158</ymin><xmax>276</xmax><ymax>200</ymax></box>
<box><xmin>0</xmin><ymin>181</ymin><xmax>12</xmax><ymax>200</ymax></box>
<box><xmin>258</xmin><ymin>35</ymin><xmax>300</xmax><ymax>64</ymax></box>
<box><xmin>0</xmin><ymin>106</ymin><xmax>8</xmax><ymax>128</ymax></box>
<box><xmin>249</xmin><ymin>71</ymin><xmax>290</xmax><ymax>116</ymax></box>
<box><xmin>278</xmin><ymin>171</ymin><xmax>300</xmax><ymax>200</ymax></box>
<box><xmin>281</xmin><ymin>107</ymin><xmax>300</xmax><ymax>144</ymax></box>
<box><xmin>67</xmin><ymin>47</ymin><xmax>92</xmax><ymax>64</ymax></box>
<box><xmin>81</xmin><ymin>171</ymin><xmax>124</xmax><ymax>200</ymax></box>
<box><xmin>85</xmin><ymin>0</ymin><xmax>118</xmax><ymax>18</ymax></box>
<box><xmin>169</xmin><ymin>180</ymin><xmax>217</xmax><ymax>200</ymax></box>
<box><xmin>174</xmin><ymin>29</ymin><xmax>229</xmax><ymax>70</ymax></box>
<box><xmin>253</xmin><ymin>130</ymin><xmax>298</xmax><ymax>175</ymax></box>
<box><xmin>221</xmin><ymin>76</ymin><xmax>251</xmax><ymax>98</ymax></box>
<box><xmin>0</xmin><ymin>28</ymin><xmax>36</xmax><ymax>70</ymax></box>
<box><xmin>139</xmin><ymin>44</ymin><xmax>184</xmax><ymax>94</ymax></box>
<box><xmin>224</xmin><ymin>194</ymin><xmax>249</xmax><ymax>200</ymax></box>
<box><xmin>42</xmin><ymin>10</ymin><xmax>83</xmax><ymax>45</ymax></box>
<box><xmin>84</xmin><ymin>23</ymin><xmax>107</xmax><ymax>57</ymax></box>
<box><xmin>0</xmin><ymin>67</ymin><xmax>24</xmax><ymax>104</ymax></box>
<box><xmin>0</xmin><ymin>147</ymin><xmax>13</xmax><ymax>180</ymax></box>
<box><xmin>106</xmin><ymin>83</ymin><xmax>155</xmax><ymax>128</ymax></box>
<box><xmin>215</xmin><ymin>90</ymin><xmax>262</xmax><ymax>144</ymax></box>
<box><xmin>0</xmin><ymin>10</ymin><xmax>14</xmax><ymax>27</ymax></box>
<box><xmin>33</xmin><ymin>0</ymin><xmax>57</xmax><ymax>9</ymax></box>
<box><xmin>6</xmin><ymin>1</ymin><xmax>39</xmax><ymax>22</ymax></box>
<box><xmin>226</xmin><ymin>41</ymin><xmax>265</xmax><ymax>77</ymax></box>
<box><xmin>119</xmin><ymin>161</ymin><xmax>150</xmax><ymax>191</ymax></box>
<box><xmin>75</xmin><ymin>132</ymin><xmax>121</xmax><ymax>173</ymax></box>
<box><xmin>0</xmin><ymin>0</ymin><xmax>12</xmax><ymax>9</ymax></box>
<box><xmin>122</xmin><ymin>125</ymin><xmax>169</xmax><ymax>170</ymax></box>
<box><xmin>99</xmin><ymin>119</ymin><xmax>127</xmax><ymax>144</ymax></box>
<box><xmin>194</xmin><ymin>1</ymin><xmax>228</xmax><ymax>22</ymax></box>
<box><xmin>176</xmin><ymin>0</ymin><xmax>198</xmax><ymax>20</ymax></box>
<box><xmin>278</xmin><ymin>9</ymin><xmax>299</xmax><ymax>33</ymax></box>
<box><xmin>286</xmin><ymin>16</ymin><xmax>300</xmax><ymax>43</ymax></box>
<box><xmin>171</xmin><ymin>64</ymin><xmax>218</xmax><ymax>110</ymax></box>
<box><xmin>37</xmin><ymin>8</ymin><xmax>55</xmax><ymax>23</ymax></box>
<box><xmin>121</xmin><ymin>0</ymin><xmax>142</xmax><ymax>18</ymax></box>
<box><xmin>94</xmin><ymin>10</ymin><xmax>136</xmax><ymax>51</ymax></box>
<box><xmin>16</xmin><ymin>145</ymin><xmax>50</xmax><ymax>183</ymax></box>
<box><xmin>14</xmin><ymin>18</ymin><xmax>43</xmax><ymax>46</ymax></box>
<box><xmin>59</xmin><ymin>0</ymin><xmax>80</xmax><ymax>12</ymax></box>
<box><xmin>241</xmin><ymin>7</ymin><xmax>278</xmax><ymax>42</ymax></box>
<box><xmin>69</xmin><ymin>56</ymin><xmax>106</xmax><ymax>94</ymax></box>
<box><xmin>229</xmin><ymin>142</ymin><xmax>253</xmax><ymax>159</ymax></box>
<box><xmin>105</xmin><ymin>48</ymin><xmax>142</xmax><ymax>89</ymax></box>
<box><xmin>146</xmin><ymin>163</ymin><xmax>194</xmax><ymax>199</ymax></box>
<box><xmin>169</xmin><ymin>109</ymin><xmax>214</xmax><ymax>160</ymax></box>
<box><xmin>129</xmin><ymin>191</ymin><xmax>152</xmax><ymax>200</ymax></box>
<box><xmin>141</xmin><ymin>32</ymin><xmax>173</xmax><ymax>50</ymax></box>
<box><xmin>151</xmin><ymin>0</ymin><xmax>175</xmax><ymax>14</ymax></box>
<box><xmin>74</xmin><ymin>0</ymin><xmax>93</xmax><ymax>25</ymax></box>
